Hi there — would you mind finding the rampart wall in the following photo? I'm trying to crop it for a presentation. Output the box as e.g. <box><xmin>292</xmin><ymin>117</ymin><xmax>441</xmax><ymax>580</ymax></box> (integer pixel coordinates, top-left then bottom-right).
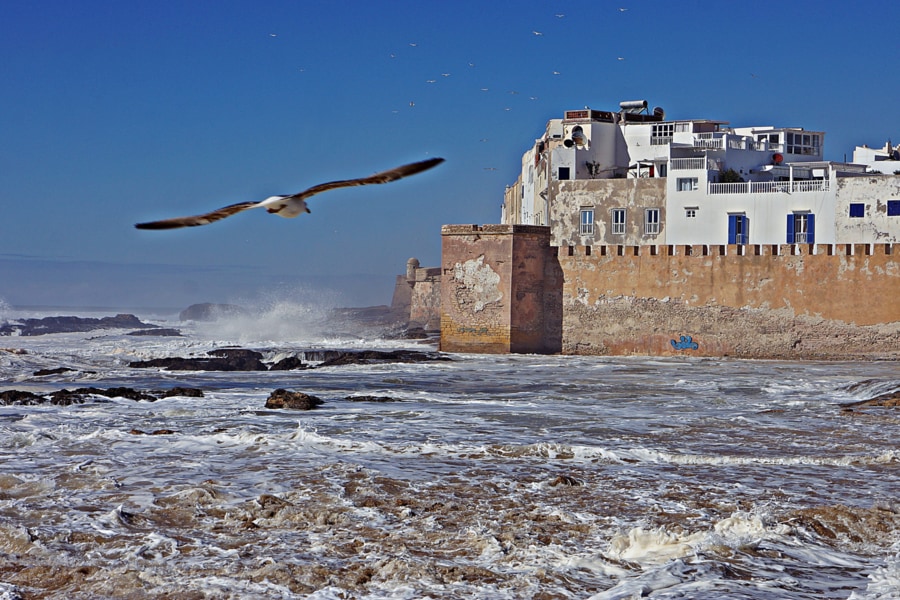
<box><xmin>560</xmin><ymin>242</ymin><xmax>900</xmax><ymax>359</ymax></box>
<box><xmin>439</xmin><ymin>223</ymin><xmax>900</xmax><ymax>359</ymax></box>
<box><xmin>408</xmin><ymin>267</ymin><xmax>442</xmax><ymax>331</ymax></box>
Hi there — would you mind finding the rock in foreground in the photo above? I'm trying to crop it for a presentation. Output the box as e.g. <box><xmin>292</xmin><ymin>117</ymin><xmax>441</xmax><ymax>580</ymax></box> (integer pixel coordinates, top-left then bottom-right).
<box><xmin>264</xmin><ymin>389</ymin><xmax>323</xmax><ymax>410</ymax></box>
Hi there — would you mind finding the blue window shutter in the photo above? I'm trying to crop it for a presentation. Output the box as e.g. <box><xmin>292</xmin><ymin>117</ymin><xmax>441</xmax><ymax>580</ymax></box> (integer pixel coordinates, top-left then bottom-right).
<box><xmin>786</xmin><ymin>214</ymin><xmax>795</xmax><ymax>244</ymax></box>
<box><xmin>741</xmin><ymin>216</ymin><xmax>748</xmax><ymax>244</ymax></box>
<box><xmin>728</xmin><ymin>215</ymin><xmax>737</xmax><ymax>244</ymax></box>
<box><xmin>888</xmin><ymin>200</ymin><xmax>900</xmax><ymax>216</ymax></box>
<box><xmin>807</xmin><ymin>213</ymin><xmax>815</xmax><ymax>244</ymax></box>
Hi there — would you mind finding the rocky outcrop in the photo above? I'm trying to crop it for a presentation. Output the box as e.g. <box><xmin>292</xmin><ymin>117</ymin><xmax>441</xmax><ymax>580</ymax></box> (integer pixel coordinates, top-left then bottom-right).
<box><xmin>269</xmin><ymin>356</ymin><xmax>308</xmax><ymax>371</ymax></box>
<box><xmin>317</xmin><ymin>349</ymin><xmax>450</xmax><ymax>367</ymax></box>
<box><xmin>840</xmin><ymin>390</ymin><xmax>900</xmax><ymax>410</ymax></box>
<box><xmin>0</xmin><ymin>314</ymin><xmax>159</xmax><ymax>336</ymax></box>
<box><xmin>345</xmin><ymin>395</ymin><xmax>403</xmax><ymax>402</ymax></box>
<box><xmin>129</xmin><ymin>348</ymin><xmax>447</xmax><ymax>372</ymax></box>
<box><xmin>0</xmin><ymin>386</ymin><xmax>204</xmax><ymax>405</ymax></box>
<box><xmin>264</xmin><ymin>389</ymin><xmax>323</xmax><ymax>410</ymax></box>
<box><xmin>129</xmin><ymin>349</ymin><xmax>268</xmax><ymax>371</ymax></box>
<box><xmin>33</xmin><ymin>367</ymin><xmax>77</xmax><ymax>377</ymax></box>
<box><xmin>127</xmin><ymin>328</ymin><xmax>182</xmax><ymax>337</ymax></box>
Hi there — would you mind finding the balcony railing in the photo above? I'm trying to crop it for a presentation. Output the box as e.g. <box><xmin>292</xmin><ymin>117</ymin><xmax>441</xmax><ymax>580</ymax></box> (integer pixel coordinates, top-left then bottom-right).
<box><xmin>694</xmin><ymin>138</ymin><xmax>723</xmax><ymax>149</ymax></box>
<box><xmin>670</xmin><ymin>158</ymin><xmax>725</xmax><ymax>171</ymax></box>
<box><xmin>670</xmin><ymin>158</ymin><xmax>706</xmax><ymax>170</ymax></box>
<box><xmin>708</xmin><ymin>179</ymin><xmax>830</xmax><ymax>195</ymax></box>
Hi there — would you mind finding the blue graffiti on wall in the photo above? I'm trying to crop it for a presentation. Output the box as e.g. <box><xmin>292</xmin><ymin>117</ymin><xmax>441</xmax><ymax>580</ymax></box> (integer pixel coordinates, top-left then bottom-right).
<box><xmin>670</xmin><ymin>335</ymin><xmax>699</xmax><ymax>351</ymax></box>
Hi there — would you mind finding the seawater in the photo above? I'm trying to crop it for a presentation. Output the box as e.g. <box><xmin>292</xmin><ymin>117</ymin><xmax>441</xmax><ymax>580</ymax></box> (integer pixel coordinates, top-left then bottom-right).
<box><xmin>0</xmin><ymin>307</ymin><xmax>898</xmax><ymax>599</ymax></box>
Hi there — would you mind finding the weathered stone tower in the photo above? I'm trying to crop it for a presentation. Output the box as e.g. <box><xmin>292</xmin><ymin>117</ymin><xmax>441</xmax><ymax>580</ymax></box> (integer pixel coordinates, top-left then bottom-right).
<box><xmin>440</xmin><ymin>225</ymin><xmax>562</xmax><ymax>353</ymax></box>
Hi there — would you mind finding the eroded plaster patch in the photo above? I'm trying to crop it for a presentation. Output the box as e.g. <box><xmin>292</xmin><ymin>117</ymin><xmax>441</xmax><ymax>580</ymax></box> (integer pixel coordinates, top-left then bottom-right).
<box><xmin>453</xmin><ymin>255</ymin><xmax>502</xmax><ymax>311</ymax></box>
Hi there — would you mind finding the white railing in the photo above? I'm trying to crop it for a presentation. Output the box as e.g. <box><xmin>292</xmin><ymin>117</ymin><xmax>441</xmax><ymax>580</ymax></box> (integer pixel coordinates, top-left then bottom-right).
<box><xmin>694</xmin><ymin>138</ymin><xmax>723</xmax><ymax>149</ymax></box>
<box><xmin>708</xmin><ymin>179</ymin><xmax>830</xmax><ymax>195</ymax></box>
<box><xmin>650</xmin><ymin>136</ymin><xmax>673</xmax><ymax>146</ymax></box>
<box><xmin>749</xmin><ymin>141</ymin><xmax>784</xmax><ymax>152</ymax></box>
<box><xmin>670</xmin><ymin>158</ymin><xmax>706</xmax><ymax>170</ymax></box>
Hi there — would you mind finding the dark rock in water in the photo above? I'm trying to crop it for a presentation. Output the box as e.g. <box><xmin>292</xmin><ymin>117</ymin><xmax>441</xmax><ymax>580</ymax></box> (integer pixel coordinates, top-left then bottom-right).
<box><xmin>1</xmin><ymin>386</ymin><xmax>204</xmax><ymax>405</ymax></box>
<box><xmin>403</xmin><ymin>327</ymin><xmax>432</xmax><ymax>339</ymax></box>
<box><xmin>179</xmin><ymin>303</ymin><xmax>248</xmax><ymax>322</ymax></box>
<box><xmin>128</xmin><ymin>348</ymin><xmax>448</xmax><ymax>372</ymax></box>
<box><xmin>0</xmin><ymin>313</ymin><xmax>157</xmax><ymax>336</ymax></box>
<box><xmin>269</xmin><ymin>356</ymin><xmax>308</xmax><ymax>371</ymax></box>
<box><xmin>841</xmin><ymin>390</ymin><xmax>900</xmax><ymax>410</ymax></box>
<box><xmin>264</xmin><ymin>388</ymin><xmax>323</xmax><ymax>410</ymax></box>
<box><xmin>127</xmin><ymin>328</ymin><xmax>183</xmax><ymax>337</ymax></box>
<box><xmin>129</xmin><ymin>349</ymin><xmax>268</xmax><ymax>371</ymax></box>
<box><xmin>208</xmin><ymin>348</ymin><xmax>264</xmax><ymax>360</ymax></box>
<box><xmin>550</xmin><ymin>475</ymin><xmax>583</xmax><ymax>487</ymax></box>
<box><xmin>130</xmin><ymin>429</ymin><xmax>177</xmax><ymax>435</ymax></box>
<box><xmin>345</xmin><ymin>395</ymin><xmax>403</xmax><ymax>403</ymax></box>
<box><xmin>317</xmin><ymin>349</ymin><xmax>450</xmax><ymax>367</ymax></box>
<box><xmin>50</xmin><ymin>387</ymin><xmax>157</xmax><ymax>404</ymax></box>
<box><xmin>159</xmin><ymin>387</ymin><xmax>204</xmax><ymax>398</ymax></box>
<box><xmin>0</xmin><ymin>390</ymin><xmax>46</xmax><ymax>405</ymax></box>
<box><xmin>33</xmin><ymin>367</ymin><xmax>77</xmax><ymax>377</ymax></box>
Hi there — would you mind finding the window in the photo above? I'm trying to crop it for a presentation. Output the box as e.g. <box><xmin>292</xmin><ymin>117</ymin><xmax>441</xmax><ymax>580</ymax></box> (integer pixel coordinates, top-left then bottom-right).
<box><xmin>888</xmin><ymin>200</ymin><xmax>900</xmax><ymax>216</ymax></box>
<box><xmin>787</xmin><ymin>212</ymin><xmax>815</xmax><ymax>244</ymax></box>
<box><xmin>644</xmin><ymin>209</ymin><xmax>660</xmax><ymax>236</ymax></box>
<box><xmin>558</xmin><ymin>167</ymin><xmax>570</xmax><ymax>180</ymax></box>
<box><xmin>685</xmin><ymin>207</ymin><xmax>698</xmax><ymax>218</ymax></box>
<box><xmin>651</xmin><ymin>123</ymin><xmax>675</xmax><ymax>145</ymax></box>
<box><xmin>849</xmin><ymin>203</ymin><xmax>865</xmax><ymax>218</ymax></box>
<box><xmin>786</xmin><ymin>132</ymin><xmax>821</xmax><ymax>156</ymax></box>
<box><xmin>728</xmin><ymin>214</ymin><xmax>748</xmax><ymax>244</ymax></box>
<box><xmin>677</xmin><ymin>177</ymin><xmax>698</xmax><ymax>191</ymax></box>
<box><xmin>611</xmin><ymin>208</ymin><xmax>626</xmax><ymax>235</ymax></box>
<box><xmin>580</xmin><ymin>208</ymin><xmax>594</xmax><ymax>235</ymax></box>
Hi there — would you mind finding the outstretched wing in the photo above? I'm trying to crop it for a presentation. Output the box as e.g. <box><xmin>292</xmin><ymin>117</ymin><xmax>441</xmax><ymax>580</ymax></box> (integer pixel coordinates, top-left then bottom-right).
<box><xmin>290</xmin><ymin>157</ymin><xmax>445</xmax><ymax>201</ymax></box>
<box><xmin>134</xmin><ymin>201</ymin><xmax>261</xmax><ymax>230</ymax></box>
<box><xmin>134</xmin><ymin>157</ymin><xmax>444</xmax><ymax>230</ymax></box>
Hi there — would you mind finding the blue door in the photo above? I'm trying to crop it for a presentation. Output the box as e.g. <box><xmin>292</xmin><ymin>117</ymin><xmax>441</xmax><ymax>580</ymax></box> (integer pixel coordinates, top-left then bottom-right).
<box><xmin>728</xmin><ymin>214</ymin><xmax>748</xmax><ymax>244</ymax></box>
<box><xmin>787</xmin><ymin>213</ymin><xmax>815</xmax><ymax>244</ymax></box>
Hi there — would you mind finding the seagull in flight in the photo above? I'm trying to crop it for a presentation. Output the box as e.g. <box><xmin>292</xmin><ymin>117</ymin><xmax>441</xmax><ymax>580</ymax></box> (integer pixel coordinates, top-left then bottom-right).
<box><xmin>134</xmin><ymin>158</ymin><xmax>444</xmax><ymax>230</ymax></box>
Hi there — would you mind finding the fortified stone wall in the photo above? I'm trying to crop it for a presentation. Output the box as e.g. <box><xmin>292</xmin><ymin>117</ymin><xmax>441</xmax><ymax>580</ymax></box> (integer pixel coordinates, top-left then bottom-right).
<box><xmin>390</xmin><ymin>259</ymin><xmax>443</xmax><ymax>333</ymax></box>
<box><xmin>439</xmin><ymin>224</ymin><xmax>899</xmax><ymax>358</ymax></box>
<box><xmin>408</xmin><ymin>267</ymin><xmax>442</xmax><ymax>331</ymax></box>
<box><xmin>560</xmin><ymin>243</ymin><xmax>900</xmax><ymax>359</ymax></box>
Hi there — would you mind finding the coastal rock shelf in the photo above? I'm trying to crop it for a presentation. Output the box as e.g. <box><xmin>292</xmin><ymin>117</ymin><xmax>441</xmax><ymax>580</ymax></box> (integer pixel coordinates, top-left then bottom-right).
<box><xmin>128</xmin><ymin>349</ymin><xmax>451</xmax><ymax>372</ymax></box>
<box><xmin>0</xmin><ymin>314</ymin><xmax>176</xmax><ymax>337</ymax></box>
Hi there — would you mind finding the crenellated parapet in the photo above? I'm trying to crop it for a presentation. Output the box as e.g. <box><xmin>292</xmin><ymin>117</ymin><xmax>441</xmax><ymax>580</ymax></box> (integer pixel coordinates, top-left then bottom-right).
<box><xmin>558</xmin><ymin>242</ymin><xmax>898</xmax><ymax>258</ymax></box>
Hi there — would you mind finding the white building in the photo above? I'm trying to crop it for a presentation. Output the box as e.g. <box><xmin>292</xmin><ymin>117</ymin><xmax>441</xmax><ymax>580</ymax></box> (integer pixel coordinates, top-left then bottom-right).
<box><xmin>503</xmin><ymin>101</ymin><xmax>900</xmax><ymax>245</ymax></box>
<box><xmin>852</xmin><ymin>141</ymin><xmax>900</xmax><ymax>175</ymax></box>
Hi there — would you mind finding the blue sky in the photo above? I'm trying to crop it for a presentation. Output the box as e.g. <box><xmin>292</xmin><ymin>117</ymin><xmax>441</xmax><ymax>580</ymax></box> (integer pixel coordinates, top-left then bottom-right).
<box><xmin>2</xmin><ymin>0</ymin><xmax>898</xmax><ymax>309</ymax></box>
